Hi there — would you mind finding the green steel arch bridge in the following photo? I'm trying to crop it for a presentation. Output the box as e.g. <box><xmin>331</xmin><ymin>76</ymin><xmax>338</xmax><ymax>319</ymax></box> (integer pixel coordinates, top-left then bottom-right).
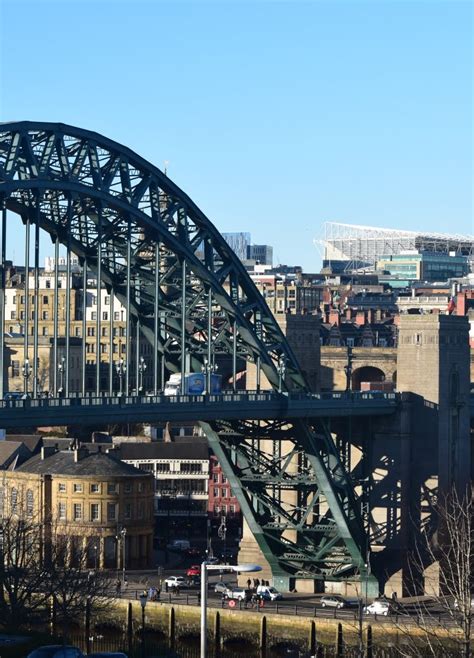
<box><xmin>0</xmin><ymin>122</ymin><xmax>425</xmax><ymax>591</ymax></box>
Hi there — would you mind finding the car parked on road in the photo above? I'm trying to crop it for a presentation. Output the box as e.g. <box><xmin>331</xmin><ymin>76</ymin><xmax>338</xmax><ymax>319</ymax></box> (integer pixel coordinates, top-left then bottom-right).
<box><xmin>320</xmin><ymin>595</ymin><xmax>357</xmax><ymax>609</ymax></box>
<box><xmin>223</xmin><ymin>586</ymin><xmax>247</xmax><ymax>601</ymax></box>
<box><xmin>214</xmin><ymin>581</ymin><xmax>229</xmax><ymax>594</ymax></box>
<box><xmin>27</xmin><ymin>647</ymin><xmax>83</xmax><ymax>658</ymax></box>
<box><xmin>186</xmin><ymin>564</ymin><xmax>201</xmax><ymax>577</ymax></box>
<box><xmin>164</xmin><ymin>575</ymin><xmax>186</xmax><ymax>589</ymax></box>
<box><xmin>364</xmin><ymin>600</ymin><xmax>391</xmax><ymax>616</ymax></box>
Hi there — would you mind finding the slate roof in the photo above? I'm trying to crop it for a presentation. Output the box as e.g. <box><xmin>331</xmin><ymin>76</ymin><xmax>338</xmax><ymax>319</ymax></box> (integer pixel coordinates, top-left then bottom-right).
<box><xmin>0</xmin><ymin>441</ymin><xmax>27</xmax><ymax>467</ymax></box>
<box><xmin>6</xmin><ymin>435</ymin><xmax>43</xmax><ymax>453</ymax></box>
<box><xmin>15</xmin><ymin>449</ymin><xmax>148</xmax><ymax>477</ymax></box>
<box><xmin>119</xmin><ymin>441</ymin><xmax>209</xmax><ymax>461</ymax></box>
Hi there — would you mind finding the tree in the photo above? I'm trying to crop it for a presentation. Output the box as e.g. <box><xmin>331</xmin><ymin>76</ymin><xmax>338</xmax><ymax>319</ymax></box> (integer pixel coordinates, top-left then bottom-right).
<box><xmin>0</xmin><ymin>497</ymin><xmax>109</xmax><ymax>631</ymax></box>
<box><xmin>395</xmin><ymin>487</ymin><xmax>473</xmax><ymax>658</ymax></box>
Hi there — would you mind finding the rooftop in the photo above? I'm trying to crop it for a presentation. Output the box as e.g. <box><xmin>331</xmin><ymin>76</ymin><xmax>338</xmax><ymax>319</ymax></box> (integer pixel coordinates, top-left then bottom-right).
<box><xmin>15</xmin><ymin>449</ymin><xmax>148</xmax><ymax>477</ymax></box>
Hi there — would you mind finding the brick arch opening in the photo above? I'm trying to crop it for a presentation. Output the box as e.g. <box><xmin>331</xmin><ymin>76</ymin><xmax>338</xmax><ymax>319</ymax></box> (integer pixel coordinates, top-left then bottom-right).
<box><xmin>352</xmin><ymin>366</ymin><xmax>386</xmax><ymax>391</ymax></box>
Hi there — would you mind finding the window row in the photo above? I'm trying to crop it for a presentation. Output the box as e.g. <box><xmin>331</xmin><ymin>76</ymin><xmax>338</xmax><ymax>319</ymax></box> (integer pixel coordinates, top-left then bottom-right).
<box><xmin>212</xmin><ymin>473</ymin><xmax>228</xmax><ymax>484</ymax></box>
<box><xmin>57</xmin><ymin>481</ymin><xmax>145</xmax><ymax>494</ymax></box>
<box><xmin>58</xmin><ymin>501</ymin><xmax>150</xmax><ymax>522</ymax></box>
<box><xmin>0</xmin><ymin>487</ymin><xmax>34</xmax><ymax>516</ymax></box>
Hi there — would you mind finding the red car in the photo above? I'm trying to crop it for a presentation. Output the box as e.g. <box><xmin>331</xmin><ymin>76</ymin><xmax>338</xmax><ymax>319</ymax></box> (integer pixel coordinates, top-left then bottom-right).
<box><xmin>186</xmin><ymin>565</ymin><xmax>201</xmax><ymax>577</ymax></box>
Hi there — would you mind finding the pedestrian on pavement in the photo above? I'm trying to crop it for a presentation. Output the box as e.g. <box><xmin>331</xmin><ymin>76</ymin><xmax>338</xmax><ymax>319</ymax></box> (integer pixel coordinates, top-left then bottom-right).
<box><xmin>247</xmin><ymin>578</ymin><xmax>251</xmax><ymax>590</ymax></box>
<box><xmin>115</xmin><ymin>579</ymin><xmax>121</xmax><ymax>597</ymax></box>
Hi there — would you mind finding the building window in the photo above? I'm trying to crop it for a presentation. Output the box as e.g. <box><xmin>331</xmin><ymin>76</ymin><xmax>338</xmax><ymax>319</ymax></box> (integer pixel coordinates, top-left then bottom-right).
<box><xmin>91</xmin><ymin>312</ymin><xmax>97</xmax><ymax>321</ymax></box>
<box><xmin>11</xmin><ymin>360</ymin><xmax>20</xmax><ymax>377</ymax></box>
<box><xmin>180</xmin><ymin>462</ymin><xmax>202</xmax><ymax>474</ymax></box>
<box><xmin>107</xmin><ymin>503</ymin><xmax>117</xmax><ymax>521</ymax></box>
<box><xmin>73</xmin><ymin>483</ymin><xmax>83</xmax><ymax>493</ymax></box>
<box><xmin>75</xmin><ymin>327</ymin><xmax>81</xmax><ymax>337</ymax></box>
<box><xmin>42</xmin><ymin>311</ymin><xmax>49</xmax><ymax>320</ymax></box>
<box><xmin>229</xmin><ymin>505</ymin><xmax>236</xmax><ymax>514</ymax></box>
<box><xmin>58</xmin><ymin>483</ymin><xmax>66</xmax><ymax>493</ymax></box>
<box><xmin>102</xmin><ymin>312</ymin><xmax>108</xmax><ymax>321</ymax></box>
<box><xmin>138</xmin><ymin>503</ymin><xmax>144</xmax><ymax>519</ymax></box>
<box><xmin>114</xmin><ymin>312</ymin><xmax>120</xmax><ymax>321</ymax></box>
<box><xmin>212</xmin><ymin>473</ymin><xmax>219</xmax><ymax>483</ymax></box>
<box><xmin>124</xmin><ymin>483</ymin><xmax>132</xmax><ymax>493</ymax></box>
<box><xmin>156</xmin><ymin>463</ymin><xmax>170</xmax><ymax>474</ymax></box>
<box><xmin>105</xmin><ymin>296</ymin><xmax>110</xmax><ymax>306</ymax></box>
<box><xmin>107</xmin><ymin>483</ymin><xmax>117</xmax><ymax>495</ymax></box>
<box><xmin>221</xmin><ymin>475</ymin><xmax>227</xmax><ymax>484</ymax></box>
<box><xmin>45</xmin><ymin>280</ymin><xmax>51</xmax><ymax>289</ymax></box>
<box><xmin>73</xmin><ymin>503</ymin><xmax>82</xmax><ymax>520</ymax></box>
<box><xmin>139</xmin><ymin>463</ymin><xmax>154</xmax><ymax>472</ymax></box>
<box><xmin>125</xmin><ymin>503</ymin><xmax>132</xmax><ymax>519</ymax></box>
<box><xmin>222</xmin><ymin>489</ymin><xmax>228</xmax><ymax>498</ymax></box>
<box><xmin>58</xmin><ymin>502</ymin><xmax>66</xmax><ymax>520</ymax></box>
<box><xmin>221</xmin><ymin>505</ymin><xmax>227</xmax><ymax>514</ymax></box>
<box><xmin>213</xmin><ymin>488</ymin><xmax>219</xmax><ymax>497</ymax></box>
<box><xmin>26</xmin><ymin>489</ymin><xmax>34</xmax><ymax>516</ymax></box>
<box><xmin>43</xmin><ymin>295</ymin><xmax>49</xmax><ymax>304</ymax></box>
<box><xmin>10</xmin><ymin>310</ymin><xmax>16</xmax><ymax>320</ymax></box>
<box><xmin>138</xmin><ymin>482</ymin><xmax>144</xmax><ymax>492</ymax></box>
<box><xmin>90</xmin><ymin>483</ymin><xmax>100</xmax><ymax>494</ymax></box>
<box><xmin>213</xmin><ymin>504</ymin><xmax>220</xmax><ymax>514</ymax></box>
<box><xmin>11</xmin><ymin>488</ymin><xmax>18</xmax><ymax>514</ymax></box>
<box><xmin>90</xmin><ymin>503</ymin><xmax>100</xmax><ymax>521</ymax></box>
<box><xmin>92</xmin><ymin>295</ymin><xmax>97</xmax><ymax>306</ymax></box>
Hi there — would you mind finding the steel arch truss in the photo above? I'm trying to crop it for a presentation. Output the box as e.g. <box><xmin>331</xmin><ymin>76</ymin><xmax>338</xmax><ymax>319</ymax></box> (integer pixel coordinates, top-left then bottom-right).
<box><xmin>0</xmin><ymin>121</ymin><xmax>367</xmax><ymax>580</ymax></box>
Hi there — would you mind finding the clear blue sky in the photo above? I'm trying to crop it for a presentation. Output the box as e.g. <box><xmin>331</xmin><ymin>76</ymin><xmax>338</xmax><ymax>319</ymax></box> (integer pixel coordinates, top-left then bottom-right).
<box><xmin>0</xmin><ymin>0</ymin><xmax>472</xmax><ymax>270</ymax></box>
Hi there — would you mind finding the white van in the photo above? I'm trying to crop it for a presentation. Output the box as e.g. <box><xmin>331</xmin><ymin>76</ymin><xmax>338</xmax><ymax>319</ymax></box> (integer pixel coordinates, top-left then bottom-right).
<box><xmin>256</xmin><ymin>585</ymin><xmax>282</xmax><ymax>601</ymax></box>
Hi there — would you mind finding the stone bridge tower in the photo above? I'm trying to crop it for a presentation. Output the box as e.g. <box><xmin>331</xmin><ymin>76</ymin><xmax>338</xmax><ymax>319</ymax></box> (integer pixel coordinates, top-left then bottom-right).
<box><xmin>397</xmin><ymin>314</ymin><xmax>471</xmax><ymax>496</ymax></box>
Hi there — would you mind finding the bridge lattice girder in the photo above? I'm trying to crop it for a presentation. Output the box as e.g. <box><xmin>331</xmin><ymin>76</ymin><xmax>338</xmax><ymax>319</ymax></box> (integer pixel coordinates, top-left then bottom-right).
<box><xmin>0</xmin><ymin>121</ymin><xmax>367</xmax><ymax>580</ymax></box>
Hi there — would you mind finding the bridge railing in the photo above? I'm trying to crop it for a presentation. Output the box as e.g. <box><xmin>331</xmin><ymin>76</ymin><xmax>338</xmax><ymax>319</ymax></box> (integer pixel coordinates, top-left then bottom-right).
<box><xmin>0</xmin><ymin>390</ymin><xmax>399</xmax><ymax>410</ymax></box>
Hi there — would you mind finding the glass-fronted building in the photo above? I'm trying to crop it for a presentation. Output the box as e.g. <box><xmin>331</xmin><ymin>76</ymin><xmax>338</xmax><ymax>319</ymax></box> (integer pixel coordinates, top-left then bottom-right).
<box><xmin>377</xmin><ymin>251</ymin><xmax>468</xmax><ymax>286</ymax></box>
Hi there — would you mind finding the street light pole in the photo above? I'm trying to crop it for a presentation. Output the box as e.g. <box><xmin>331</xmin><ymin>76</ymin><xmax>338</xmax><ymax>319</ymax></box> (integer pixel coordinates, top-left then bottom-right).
<box><xmin>200</xmin><ymin>562</ymin><xmax>261</xmax><ymax>658</ymax></box>
<box><xmin>277</xmin><ymin>356</ymin><xmax>286</xmax><ymax>393</ymax></box>
<box><xmin>138</xmin><ymin>356</ymin><xmax>147</xmax><ymax>394</ymax></box>
<box><xmin>22</xmin><ymin>358</ymin><xmax>31</xmax><ymax>395</ymax></box>
<box><xmin>57</xmin><ymin>356</ymin><xmax>66</xmax><ymax>397</ymax></box>
<box><xmin>121</xmin><ymin>528</ymin><xmax>127</xmax><ymax>584</ymax></box>
<box><xmin>116</xmin><ymin>358</ymin><xmax>126</xmax><ymax>396</ymax></box>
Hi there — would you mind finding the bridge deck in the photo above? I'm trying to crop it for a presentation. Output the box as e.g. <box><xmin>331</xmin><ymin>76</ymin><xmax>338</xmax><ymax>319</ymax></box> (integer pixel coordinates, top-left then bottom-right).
<box><xmin>0</xmin><ymin>391</ymin><xmax>400</xmax><ymax>428</ymax></box>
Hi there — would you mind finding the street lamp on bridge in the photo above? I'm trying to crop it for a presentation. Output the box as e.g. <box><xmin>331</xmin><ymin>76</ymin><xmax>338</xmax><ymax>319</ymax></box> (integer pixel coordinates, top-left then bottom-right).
<box><xmin>276</xmin><ymin>356</ymin><xmax>286</xmax><ymax>393</ymax></box>
<box><xmin>57</xmin><ymin>356</ymin><xmax>66</xmax><ymax>397</ymax></box>
<box><xmin>22</xmin><ymin>358</ymin><xmax>31</xmax><ymax>395</ymax></box>
<box><xmin>138</xmin><ymin>356</ymin><xmax>147</xmax><ymax>394</ymax></box>
<box><xmin>116</xmin><ymin>358</ymin><xmax>126</xmax><ymax>397</ymax></box>
<box><xmin>201</xmin><ymin>357</ymin><xmax>217</xmax><ymax>395</ymax></box>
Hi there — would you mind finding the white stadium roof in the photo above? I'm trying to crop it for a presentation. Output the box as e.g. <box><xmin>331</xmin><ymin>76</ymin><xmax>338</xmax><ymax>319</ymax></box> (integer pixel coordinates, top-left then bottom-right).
<box><xmin>316</xmin><ymin>221</ymin><xmax>474</xmax><ymax>264</ymax></box>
